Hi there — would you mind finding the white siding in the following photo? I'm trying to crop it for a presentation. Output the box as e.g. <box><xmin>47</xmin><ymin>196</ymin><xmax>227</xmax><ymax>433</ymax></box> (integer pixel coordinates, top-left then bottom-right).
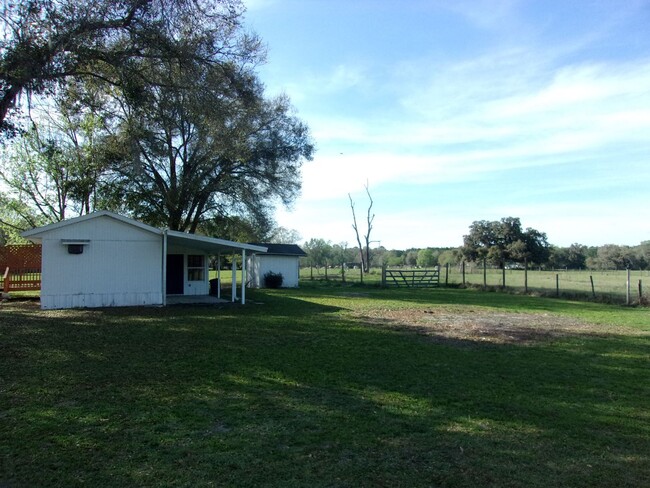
<box><xmin>248</xmin><ymin>255</ymin><xmax>262</xmax><ymax>287</ymax></box>
<box><xmin>39</xmin><ymin>215</ymin><xmax>163</xmax><ymax>309</ymax></box>
<box><xmin>248</xmin><ymin>255</ymin><xmax>300</xmax><ymax>288</ymax></box>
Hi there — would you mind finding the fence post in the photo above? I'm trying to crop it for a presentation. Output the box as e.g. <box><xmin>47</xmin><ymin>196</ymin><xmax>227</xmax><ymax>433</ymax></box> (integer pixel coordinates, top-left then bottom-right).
<box><xmin>626</xmin><ymin>268</ymin><xmax>631</xmax><ymax>305</ymax></box>
<box><xmin>524</xmin><ymin>258</ymin><xmax>528</xmax><ymax>293</ymax></box>
<box><xmin>381</xmin><ymin>263</ymin><xmax>386</xmax><ymax>287</ymax></box>
<box><xmin>483</xmin><ymin>259</ymin><xmax>487</xmax><ymax>290</ymax></box>
<box><xmin>445</xmin><ymin>263</ymin><xmax>449</xmax><ymax>286</ymax></box>
<box><xmin>341</xmin><ymin>263</ymin><xmax>346</xmax><ymax>283</ymax></box>
<box><xmin>462</xmin><ymin>260</ymin><xmax>466</xmax><ymax>285</ymax></box>
<box><xmin>590</xmin><ymin>275</ymin><xmax>595</xmax><ymax>298</ymax></box>
<box><xmin>639</xmin><ymin>280</ymin><xmax>643</xmax><ymax>303</ymax></box>
<box><xmin>556</xmin><ymin>273</ymin><xmax>559</xmax><ymax>297</ymax></box>
<box><xmin>2</xmin><ymin>267</ymin><xmax>9</xmax><ymax>294</ymax></box>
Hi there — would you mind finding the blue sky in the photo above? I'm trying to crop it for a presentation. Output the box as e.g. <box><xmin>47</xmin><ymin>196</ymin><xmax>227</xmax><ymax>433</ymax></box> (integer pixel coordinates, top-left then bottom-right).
<box><xmin>243</xmin><ymin>0</ymin><xmax>650</xmax><ymax>249</ymax></box>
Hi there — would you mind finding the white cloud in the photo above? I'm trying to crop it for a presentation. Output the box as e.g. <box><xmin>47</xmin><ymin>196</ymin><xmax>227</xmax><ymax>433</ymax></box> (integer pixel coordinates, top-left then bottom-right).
<box><xmin>302</xmin><ymin>54</ymin><xmax>650</xmax><ymax>175</ymax></box>
<box><xmin>248</xmin><ymin>1</ymin><xmax>650</xmax><ymax>247</ymax></box>
<box><xmin>487</xmin><ymin>61</ymin><xmax>650</xmax><ymax>116</ymax></box>
<box><xmin>325</xmin><ymin>64</ymin><xmax>367</xmax><ymax>91</ymax></box>
<box><xmin>264</xmin><ymin>63</ymin><xmax>371</xmax><ymax>104</ymax></box>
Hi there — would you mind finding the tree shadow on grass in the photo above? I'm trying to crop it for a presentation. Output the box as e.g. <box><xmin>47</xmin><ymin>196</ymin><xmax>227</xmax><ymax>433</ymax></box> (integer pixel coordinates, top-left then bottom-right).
<box><xmin>1</xmin><ymin>296</ymin><xmax>649</xmax><ymax>487</ymax></box>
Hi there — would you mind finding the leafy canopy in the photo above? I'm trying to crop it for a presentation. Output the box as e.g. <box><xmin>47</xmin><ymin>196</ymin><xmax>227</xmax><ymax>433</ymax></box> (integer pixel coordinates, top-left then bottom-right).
<box><xmin>0</xmin><ymin>0</ymin><xmax>250</xmax><ymax>133</ymax></box>
<box><xmin>0</xmin><ymin>0</ymin><xmax>313</xmax><ymax>236</ymax></box>
<box><xmin>462</xmin><ymin>217</ymin><xmax>550</xmax><ymax>267</ymax></box>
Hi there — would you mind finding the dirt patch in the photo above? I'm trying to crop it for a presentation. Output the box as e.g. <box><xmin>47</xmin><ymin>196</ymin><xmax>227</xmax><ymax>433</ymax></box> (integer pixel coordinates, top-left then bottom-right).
<box><xmin>354</xmin><ymin>308</ymin><xmax>610</xmax><ymax>346</ymax></box>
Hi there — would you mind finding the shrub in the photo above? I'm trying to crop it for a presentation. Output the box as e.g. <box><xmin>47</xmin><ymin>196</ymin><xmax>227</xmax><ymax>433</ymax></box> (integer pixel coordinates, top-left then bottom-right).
<box><xmin>263</xmin><ymin>271</ymin><xmax>283</xmax><ymax>288</ymax></box>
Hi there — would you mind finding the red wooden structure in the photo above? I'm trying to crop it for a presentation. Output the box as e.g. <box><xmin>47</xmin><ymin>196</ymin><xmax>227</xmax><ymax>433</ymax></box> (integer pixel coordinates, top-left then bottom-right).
<box><xmin>0</xmin><ymin>244</ymin><xmax>42</xmax><ymax>293</ymax></box>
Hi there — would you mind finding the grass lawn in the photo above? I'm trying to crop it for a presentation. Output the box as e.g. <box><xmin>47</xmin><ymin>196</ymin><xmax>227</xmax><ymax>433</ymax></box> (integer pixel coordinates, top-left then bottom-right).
<box><xmin>1</xmin><ymin>285</ymin><xmax>649</xmax><ymax>487</ymax></box>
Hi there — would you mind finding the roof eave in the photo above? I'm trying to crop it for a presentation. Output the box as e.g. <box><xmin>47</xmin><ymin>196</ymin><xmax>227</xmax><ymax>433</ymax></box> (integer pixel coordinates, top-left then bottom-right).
<box><xmin>21</xmin><ymin>211</ymin><xmax>162</xmax><ymax>239</ymax></box>
<box><xmin>166</xmin><ymin>230</ymin><xmax>268</xmax><ymax>254</ymax></box>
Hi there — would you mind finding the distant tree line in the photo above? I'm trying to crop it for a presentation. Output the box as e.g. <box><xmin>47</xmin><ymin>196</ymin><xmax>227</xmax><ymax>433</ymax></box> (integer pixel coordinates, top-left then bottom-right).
<box><xmin>301</xmin><ymin>241</ymin><xmax>650</xmax><ymax>272</ymax></box>
<box><xmin>301</xmin><ymin>218</ymin><xmax>650</xmax><ymax>272</ymax></box>
<box><xmin>548</xmin><ymin>243</ymin><xmax>650</xmax><ymax>271</ymax></box>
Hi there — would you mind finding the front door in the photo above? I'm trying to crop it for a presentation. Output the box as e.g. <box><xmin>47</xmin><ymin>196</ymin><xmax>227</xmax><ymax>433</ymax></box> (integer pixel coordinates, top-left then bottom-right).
<box><xmin>166</xmin><ymin>254</ymin><xmax>184</xmax><ymax>295</ymax></box>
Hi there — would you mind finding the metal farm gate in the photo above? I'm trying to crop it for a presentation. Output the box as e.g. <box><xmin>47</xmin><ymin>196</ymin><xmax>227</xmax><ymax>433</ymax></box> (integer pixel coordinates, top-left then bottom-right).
<box><xmin>382</xmin><ymin>267</ymin><xmax>440</xmax><ymax>288</ymax></box>
<box><xmin>0</xmin><ymin>244</ymin><xmax>42</xmax><ymax>293</ymax></box>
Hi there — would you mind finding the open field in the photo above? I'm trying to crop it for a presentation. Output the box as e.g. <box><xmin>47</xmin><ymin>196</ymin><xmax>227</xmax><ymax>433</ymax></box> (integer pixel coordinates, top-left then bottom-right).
<box><xmin>301</xmin><ymin>267</ymin><xmax>650</xmax><ymax>305</ymax></box>
<box><xmin>446</xmin><ymin>267</ymin><xmax>649</xmax><ymax>301</ymax></box>
<box><xmin>1</xmin><ymin>285</ymin><xmax>649</xmax><ymax>487</ymax></box>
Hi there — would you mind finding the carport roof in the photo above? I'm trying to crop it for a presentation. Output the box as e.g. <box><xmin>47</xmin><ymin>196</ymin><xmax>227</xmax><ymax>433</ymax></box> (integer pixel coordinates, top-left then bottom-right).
<box><xmin>166</xmin><ymin>230</ymin><xmax>267</xmax><ymax>255</ymax></box>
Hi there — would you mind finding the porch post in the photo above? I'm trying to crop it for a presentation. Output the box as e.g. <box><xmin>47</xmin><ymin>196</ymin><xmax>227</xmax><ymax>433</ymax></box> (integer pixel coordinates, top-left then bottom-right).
<box><xmin>241</xmin><ymin>249</ymin><xmax>246</xmax><ymax>305</ymax></box>
<box><xmin>217</xmin><ymin>253</ymin><xmax>221</xmax><ymax>299</ymax></box>
<box><xmin>162</xmin><ymin>230</ymin><xmax>167</xmax><ymax>306</ymax></box>
<box><xmin>231</xmin><ymin>254</ymin><xmax>237</xmax><ymax>302</ymax></box>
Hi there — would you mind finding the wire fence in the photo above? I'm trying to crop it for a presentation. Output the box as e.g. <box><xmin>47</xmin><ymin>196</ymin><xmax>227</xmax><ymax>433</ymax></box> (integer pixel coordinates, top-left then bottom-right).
<box><xmin>300</xmin><ymin>266</ymin><xmax>649</xmax><ymax>305</ymax></box>
<box><xmin>438</xmin><ymin>265</ymin><xmax>647</xmax><ymax>305</ymax></box>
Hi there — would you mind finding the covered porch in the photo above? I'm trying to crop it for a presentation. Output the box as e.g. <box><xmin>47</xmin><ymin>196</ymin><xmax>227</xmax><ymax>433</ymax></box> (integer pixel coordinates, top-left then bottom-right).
<box><xmin>163</xmin><ymin>230</ymin><xmax>267</xmax><ymax>306</ymax></box>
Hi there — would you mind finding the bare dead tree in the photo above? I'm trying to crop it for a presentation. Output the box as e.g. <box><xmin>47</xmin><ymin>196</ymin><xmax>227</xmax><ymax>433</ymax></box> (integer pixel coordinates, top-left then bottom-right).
<box><xmin>348</xmin><ymin>181</ymin><xmax>375</xmax><ymax>274</ymax></box>
<box><xmin>363</xmin><ymin>182</ymin><xmax>375</xmax><ymax>273</ymax></box>
<box><xmin>348</xmin><ymin>193</ymin><xmax>365</xmax><ymax>273</ymax></box>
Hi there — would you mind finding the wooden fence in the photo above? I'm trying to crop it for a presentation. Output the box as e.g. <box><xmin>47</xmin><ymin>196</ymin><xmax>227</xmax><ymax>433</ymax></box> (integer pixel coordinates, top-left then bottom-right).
<box><xmin>0</xmin><ymin>244</ymin><xmax>42</xmax><ymax>293</ymax></box>
<box><xmin>382</xmin><ymin>267</ymin><xmax>440</xmax><ymax>288</ymax></box>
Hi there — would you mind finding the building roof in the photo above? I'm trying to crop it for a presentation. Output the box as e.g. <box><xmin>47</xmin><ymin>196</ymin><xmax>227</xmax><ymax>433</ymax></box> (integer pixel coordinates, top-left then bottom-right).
<box><xmin>167</xmin><ymin>231</ymin><xmax>267</xmax><ymax>254</ymax></box>
<box><xmin>21</xmin><ymin>210</ymin><xmax>161</xmax><ymax>238</ymax></box>
<box><xmin>22</xmin><ymin>211</ymin><xmax>267</xmax><ymax>255</ymax></box>
<box><xmin>249</xmin><ymin>243</ymin><xmax>307</xmax><ymax>257</ymax></box>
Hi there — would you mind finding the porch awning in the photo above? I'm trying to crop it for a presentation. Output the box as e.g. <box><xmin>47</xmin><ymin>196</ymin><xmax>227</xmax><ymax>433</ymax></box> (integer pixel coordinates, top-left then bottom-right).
<box><xmin>165</xmin><ymin>230</ymin><xmax>267</xmax><ymax>255</ymax></box>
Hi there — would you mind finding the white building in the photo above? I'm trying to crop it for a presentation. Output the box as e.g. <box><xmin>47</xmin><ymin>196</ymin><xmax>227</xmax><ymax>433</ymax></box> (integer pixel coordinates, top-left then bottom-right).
<box><xmin>22</xmin><ymin>211</ymin><xmax>266</xmax><ymax>309</ymax></box>
<box><xmin>247</xmin><ymin>244</ymin><xmax>306</xmax><ymax>288</ymax></box>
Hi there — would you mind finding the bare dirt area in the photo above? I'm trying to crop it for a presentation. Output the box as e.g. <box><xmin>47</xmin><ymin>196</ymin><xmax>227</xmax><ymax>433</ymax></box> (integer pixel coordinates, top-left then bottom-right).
<box><xmin>354</xmin><ymin>308</ymin><xmax>615</xmax><ymax>346</ymax></box>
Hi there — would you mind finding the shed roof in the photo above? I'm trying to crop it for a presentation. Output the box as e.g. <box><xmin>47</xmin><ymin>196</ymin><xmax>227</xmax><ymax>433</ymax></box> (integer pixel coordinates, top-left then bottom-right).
<box><xmin>22</xmin><ymin>211</ymin><xmax>267</xmax><ymax>255</ymax></box>
<box><xmin>248</xmin><ymin>243</ymin><xmax>307</xmax><ymax>257</ymax></box>
<box><xmin>21</xmin><ymin>210</ymin><xmax>161</xmax><ymax>238</ymax></box>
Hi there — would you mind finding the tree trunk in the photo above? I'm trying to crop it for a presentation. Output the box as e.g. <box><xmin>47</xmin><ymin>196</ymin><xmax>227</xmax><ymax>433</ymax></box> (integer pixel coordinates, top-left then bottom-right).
<box><xmin>363</xmin><ymin>182</ymin><xmax>374</xmax><ymax>273</ymax></box>
<box><xmin>348</xmin><ymin>193</ymin><xmax>366</xmax><ymax>272</ymax></box>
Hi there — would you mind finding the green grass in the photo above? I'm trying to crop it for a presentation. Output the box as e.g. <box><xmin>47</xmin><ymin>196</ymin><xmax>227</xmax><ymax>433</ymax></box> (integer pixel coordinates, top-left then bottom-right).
<box><xmin>302</xmin><ymin>267</ymin><xmax>650</xmax><ymax>305</ymax></box>
<box><xmin>1</xmin><ymin>286</ymin><xmax>649</xmax><ymax>487</ymax></box>
<box><xmin>445</xmin><ymin>267</ymin><xmax>649</xmax><ymax>301</ymax></box>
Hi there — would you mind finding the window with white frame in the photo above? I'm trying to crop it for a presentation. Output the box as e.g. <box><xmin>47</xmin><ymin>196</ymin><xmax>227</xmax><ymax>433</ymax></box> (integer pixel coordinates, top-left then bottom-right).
<box><xmin>187</xmin><ymin>255</ymin><xmax>205</xmax><ymax>281</ymax></box>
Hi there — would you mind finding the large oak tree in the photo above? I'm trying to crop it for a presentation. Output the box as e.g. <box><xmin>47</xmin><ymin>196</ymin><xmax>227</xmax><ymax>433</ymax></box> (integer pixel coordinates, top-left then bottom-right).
<box><xmin>108</xmin><ymin>55</ymin><xmax>312</xmax><ymax>232</ymax></box>
<box><xmin>1</xmin><ymin>0</ymin><xmax>313</xmax><ymax>236</ymax></box>
<box><xmin>0</xmin><ymin>0</ymin><xmax>252</xmax><ymax>133</ymax></box>
<box><xmin>462</xmin><ymin>217</ymin><xmax>550</xmax><ymax>268</ymax></box>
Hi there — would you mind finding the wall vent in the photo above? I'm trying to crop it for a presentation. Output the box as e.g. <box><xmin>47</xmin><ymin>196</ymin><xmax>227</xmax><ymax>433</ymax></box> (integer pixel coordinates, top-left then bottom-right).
<box><xmin>61</xmin><ymin>239</ymin><xmax>90</xmax><ymax>255</ymax></box>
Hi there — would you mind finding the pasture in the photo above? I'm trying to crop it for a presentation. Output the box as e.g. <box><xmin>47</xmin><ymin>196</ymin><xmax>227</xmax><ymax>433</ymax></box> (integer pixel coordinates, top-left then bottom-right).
<box><xmin>303</xmin><ymin>267</ymin><xmax>650</xmax><ymax>304</ymax></box>
<box><xmin>1</xmin><ymin>285</ymin><xmax>649</xmax><ymax>487</ymax></box>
